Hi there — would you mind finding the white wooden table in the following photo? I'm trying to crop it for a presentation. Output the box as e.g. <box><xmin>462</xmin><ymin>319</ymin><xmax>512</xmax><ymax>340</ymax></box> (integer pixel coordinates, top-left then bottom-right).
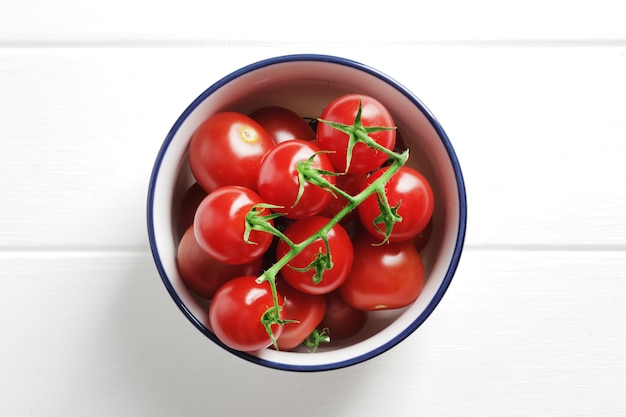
<box><xmin>2</xmin><ymin>1</ymin><xmax>625</xmax><ymax>416</ymax></box>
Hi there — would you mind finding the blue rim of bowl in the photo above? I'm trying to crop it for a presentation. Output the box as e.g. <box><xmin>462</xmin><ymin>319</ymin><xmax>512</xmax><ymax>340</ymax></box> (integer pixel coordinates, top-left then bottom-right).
<box><xmin>147</xmin><ymin>53</ymin><xmax>467</xmax><ymax>372</ymax></box>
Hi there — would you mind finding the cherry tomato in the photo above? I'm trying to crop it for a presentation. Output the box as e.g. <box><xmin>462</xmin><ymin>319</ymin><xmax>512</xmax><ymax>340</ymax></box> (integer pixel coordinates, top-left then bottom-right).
<box><xmin>194</xmin><ymin>186</ymin><xmax>273</xmax><ymax>265</ymax></box>
<box><xmin>177</xmin><ymin>226</ymin><xmax>262</xmax><ymax>299</ymax></box>
<box><xmin>317</xmin><ymin>290</ymin><xmax>368</xmax><ymax>341</ymax></box>
<box><xmin>209</xmin><ymin>276</ymin><xmax>284</xmax><ymax>352</ymax></box>
<box><xmin>257</xmin><ymin>139</ymin><xmax>336</xmax><ymax>219</ymax></box>
<box><xmin>339</xmin><ymin>233</ymin><xmax>425</xmax><ymax>311</ymax></box>
<box><xmin>358</xmin><ymin>166</ymin><xmax>434</xmax><ymax>243</ymax></box>
<box><xmin>276</xmin><ymin>216</ymin><xmax>353</xmax><ymax>295</ymax></box>
<box><xmin>275</xmin><ymin>279</ymin><xmax>327</xmax><ymax>351</ymax></box>
<box><xmin>317</xmin><ymin>94</ymin><xmax>396</xmax><ymax>174</ymax></box>
<box><xmin>177</xmin><ymin>182</ymin><xmax>207</xmax><ymax>239</ymax></box>
<box><xmin>249</xmin><ymin>106</ymin><xmax>316</xmax><ymax>144</ymax></box>
<box><xmin>189</xmin><ymin>112</ymin><xmax>275</xmax><ymax>192</ymax></box>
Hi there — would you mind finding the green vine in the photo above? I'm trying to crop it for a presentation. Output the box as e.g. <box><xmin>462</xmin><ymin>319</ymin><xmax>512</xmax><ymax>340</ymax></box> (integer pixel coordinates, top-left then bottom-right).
<box><xmin>288</xmin><ymin>236</ymin><xmax>333</xmax><ymax>284</ymax></box>
<box><xmin>243</xmin><ymin>100</ymin><xmax>408</xmax><ymax>350</ymax></box>
<box><xmin>303</xmin><ymin>328</ymin><xmax>331</xmax><ymax>352</ymax></box>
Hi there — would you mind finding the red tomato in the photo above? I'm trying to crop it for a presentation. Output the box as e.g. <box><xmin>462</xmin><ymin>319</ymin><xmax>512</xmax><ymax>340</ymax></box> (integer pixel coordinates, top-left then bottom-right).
<box><xmin>339</xmin><ymin>233</ymin><xmax>425</xmax><ymax>311</ymax></box>
<box><xmin>257</xmin><ymin>139</ymin><xmax>336</xmax><ymax>220</ymax></box>
<box><xmin>276</xmin><ymin>216</ymin><xmax>353</xmax><ymax>295</ymax></box>
<box><xmin>358</xmin><ymin>166</ymin><xmax>434</xmax><ymax>243</ymax></box>
<box><xmin>317</xmin><ymin>94</ymin><xmax>396</xmax><ymax>174</ymax></box>
<box><xmin>249</xmin><ymin>106</ymin><xmax>316</xmax><ymax>144</ymax></box>
<box><xmin>275</xmin><ymin>280</ymin><xmax>327</xmax><ymax>351</ymax></box>
<box><xmin>189</xmin><ymin>112</ymin><xmax>275</xmax><ymax>192</ymax></box>
<box><xmin>209</xmin><ymin>276</ymin><xmax>284</xmax><ymax>352</ymax></box>
<box><xmin>194</xmin><ymin>186</ymin><xmax>274</xmax><ymax>265</ymax></box>
<box><xmin>318</xmin><ymin>290</ymin><xmax>368</xmax><ymax>341</ymax></box>
<box><xmin>177</xmin><ymin>182</ymin><xmax>207</xmax><ymax>239</ymax></box>
<box><xmin>176</xmin><ymin>226</ymin><xmax>263</xmax><ymax>299</ymax></box>
<box><xmin>318</xmin><ymin>172</ymin><xmax>367</xmax><ymax>223</ymax></box>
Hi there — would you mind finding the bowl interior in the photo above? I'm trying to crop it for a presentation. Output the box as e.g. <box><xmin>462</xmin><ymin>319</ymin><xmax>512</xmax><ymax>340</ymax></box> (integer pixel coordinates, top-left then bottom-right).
<box><xmin>148</xmin><ymin>56</ymin><xmax>465</xmax><ymax>371</ymax></box>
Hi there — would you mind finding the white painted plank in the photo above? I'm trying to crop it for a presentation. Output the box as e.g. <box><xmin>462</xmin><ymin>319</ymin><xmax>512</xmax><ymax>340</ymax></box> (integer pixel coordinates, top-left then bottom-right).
<box><xmin>0</xmin><ymin>250</ymin><xmax>624</xmax><ymax>416</ymax></box>
<box><xmin>0</xmin><ymin>46</ymin><xmax>625</xmax><ymax>249</ymax></box>
<box><xmin>1</xmin><ymin>0</ymin><xmax>625</xmax><ymax>44</ymax></box>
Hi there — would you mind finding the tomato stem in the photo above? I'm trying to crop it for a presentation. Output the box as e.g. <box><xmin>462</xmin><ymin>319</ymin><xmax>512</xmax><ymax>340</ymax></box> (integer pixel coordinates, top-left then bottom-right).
<box><xmin>256</xmin><ymin>150</ymin><xmax>408</xmax><ymax>349</ymax></box>
<box><xmin>251</xmin><ymin>100</ymin><xmax>410</xmax><ymax>351</ymax></box>
<box><xmin>294</xmin><ymin>153</ymin><xmax>341</xmax><ymax>207</ymax></box>
<box><xmin>317</xmin><ymin>98</ymin><xmax>398</xmax><ymax>173</ymax></box>
<box><xmin>260</xmin><ymin>276</ymin><xmax>293</xmax><ymax>350</ymax></box>
<box><xmin>288</xmin><ymin>237</ymin><xmax>333</xmax><ymax>284</ymax></box>
<box><xmin>303</xmin><ymin>328</ymin><xmax>330</xmax><ymax>352</ymax></box>
<box><xmin>245</xmin><ymin>203</ymin><xmax>296</xmax><ymax>249</ymax></box>
<box><xmin>371</xmin><ymin>189</ymin><xmax>403</xmax><ymax>245</ymax></box>
<box><xmin>297</xmin><ymin>161</ymin><xmax>356</xmax><ymax>203</ymax></box>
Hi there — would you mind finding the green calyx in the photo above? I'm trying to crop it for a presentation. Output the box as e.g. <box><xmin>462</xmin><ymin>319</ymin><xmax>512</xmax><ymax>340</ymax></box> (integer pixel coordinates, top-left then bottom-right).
<box><xmin>371</xmin><ymin>193</ymin><xmax>403</xmax><ymax>245</ymax></box>
<box><xmin>261</xmin><ymin>303</ymin><xmax>299</xmax><ymax>351</ymax></box>
<box><xmin>317</xmin><ymin>98</ymin><xmax>397</xmax><ymax>173</ymax></box>
<box><xmin>294</xmin><ymin>152</ymin><xmax>340</xmax><ymax>208</ymax></box>
<box><xmin>244</xmin><ymin>203</ymin><xmax>294</xmax><ymax>247</ymax></box>
<box><xmin>288</xmin><ymin>237</ymin><xmax>333</xmax><ymax>284</ymax></box>
<box><xmin>303</xmin><ymin>328</ymin><xmax>331</xmax><ymax>352</ymax></box>
<box><xmin>260</xmin><ymin>304</ymin><xmax>283</xmax><ymax>351</ymax></box>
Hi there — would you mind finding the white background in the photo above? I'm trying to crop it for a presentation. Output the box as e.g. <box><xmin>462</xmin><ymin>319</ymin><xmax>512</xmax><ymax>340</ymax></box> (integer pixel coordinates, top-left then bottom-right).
<box><xmin>1</xmin><ymin>1</ymin><xmax>625</xmax><ymax>416</ymax></box>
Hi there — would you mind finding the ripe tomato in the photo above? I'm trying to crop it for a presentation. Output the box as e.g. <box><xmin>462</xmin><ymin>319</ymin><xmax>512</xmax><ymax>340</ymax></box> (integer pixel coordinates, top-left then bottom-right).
<box><xmin>358</xmin><ymin>166</ymin><xmax>434</xmax><ymax>243</ymax></box>
<box><xmin>276</xmin><ymin>216</ymin><xmax>353</xmax><ymax>295</ymax></box>
<box><xmin>257</xmin><ymin>139</ymin><xmax>336</xmax><ymax>219</ymax></box>
<box><xmin>339</xmin><ymin>233</ymin><xmax>425</xmax><ymax>311</ymax></box>
<box><xmin>317</xmin><ymin>94</ymin><xmax>396</xmax><ymax>174</ymax></box>
<box><xmin>317</xmin><ymin>290</ymin><xmax>368</xmax><ymax>341</ymax></box>
<box><xmin>194</xmin><ymin>186</ymin><xmax>273</xmax><ymax>265</ymax></box>
<box><xmin>249</xmin><ymin>106</ymin><xmax>316</xmax><ymax>144</ymax></box>
<box><xmin>275</xmin><ymin>279</ymin><xmax>327</xmax><ymax>351</ymax></box>
<box><xmin>189</xmin><ymin>112</ymin><xmax>275</xmax><ymax>192</ymax></box>
<box><xmin>177</xmin><ymin>226</ymin><xmax>263</xmax><ymax>299</ymax></box>
<box><xmin>209</xmin><ymin>276</ymin><xmax>284</xmax><ymax>352</ymax></box>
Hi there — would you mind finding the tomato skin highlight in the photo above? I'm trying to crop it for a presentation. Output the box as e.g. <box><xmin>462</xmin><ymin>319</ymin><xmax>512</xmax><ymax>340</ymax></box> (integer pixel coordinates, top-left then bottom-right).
<box><xmin>358</xmin><ymin>166</ymin><xmax>434</xmax><ymax>243</ymax></box>
<box><xmin>209</xmin><ymin>276</ymin><xmax>284</xmax><ymax>352</ymax></box>
<box><xmin>194</xmin><ymin>186</ymin><xmax>273</xmax><ymax>265</ymax></box>
<box><xmin>340</xmin><ymin>233</ymin><xmax>425</xmax><ymax>311</ymax></box>
<box><xmin>257</xmin><ymin>139</ymin><xmax>335</xmax><ymax>220</ymax></box>
<box><xmin>275</xmin><ymin>280</ymin><xmax>327</xmax><ymax>351</ymax></box>
<box><xmin>317</xmin><ymin>94</ymin><xmax>396</xmax><ymax>174</ymax></box>
<box><xmin>249</xmin><ymin>106</ymin><xmax>316</xmax><ymax>144</ymax></box>
<box><xmin>276</xmin><ymin>216</ymin><xmax>354</xmax><ymax>295</ymax></box>
<box><xmin>189</xmin><ymin>112</ymin><xmax>275</xmax><ymax>192</ymax></box>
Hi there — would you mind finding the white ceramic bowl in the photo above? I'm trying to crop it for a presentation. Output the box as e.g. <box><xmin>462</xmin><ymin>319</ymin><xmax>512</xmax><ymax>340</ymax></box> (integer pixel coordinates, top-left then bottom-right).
<box><xmin>147</xmin><ymin>54</ymin><xmax>467</xmax><ymax>372</ymax></box>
